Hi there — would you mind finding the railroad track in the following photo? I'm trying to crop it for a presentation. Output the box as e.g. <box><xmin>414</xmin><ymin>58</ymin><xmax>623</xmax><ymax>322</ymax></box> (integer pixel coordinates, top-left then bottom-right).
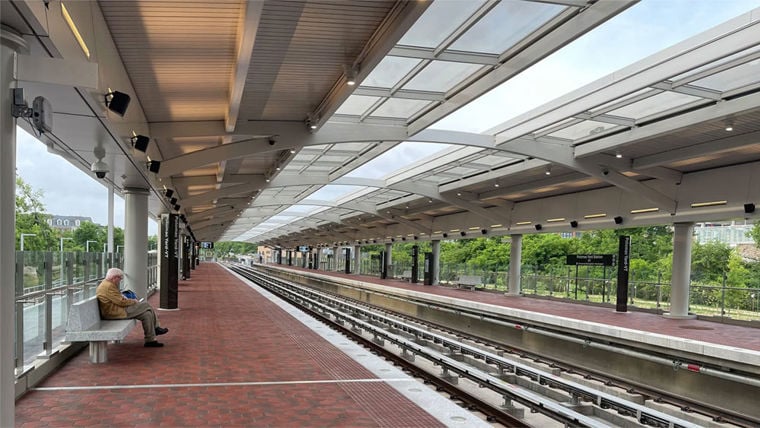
<box><xmin>227</xmin><ymin>264</ymin><xmax>757</xmax><ymax>427</ymax></box>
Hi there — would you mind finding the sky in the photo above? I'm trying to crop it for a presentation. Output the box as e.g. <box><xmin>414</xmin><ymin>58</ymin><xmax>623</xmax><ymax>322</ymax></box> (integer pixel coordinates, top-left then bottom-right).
<box><xmin>16</xmin><ymin>127</ymin><xmax>159</xmax><ymax>235</ymax></box>
<box><xmin>15</xmin><ymin>0</ymin><xmax>759</xmax><ymax>241</ymax></box>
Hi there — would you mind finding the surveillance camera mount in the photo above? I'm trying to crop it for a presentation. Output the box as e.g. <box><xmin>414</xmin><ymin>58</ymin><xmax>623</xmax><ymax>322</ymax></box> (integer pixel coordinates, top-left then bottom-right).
<box><xmin>11</xmin><ymin>88</ymin><xmax>53</xmax><ymax>134</ymax></box>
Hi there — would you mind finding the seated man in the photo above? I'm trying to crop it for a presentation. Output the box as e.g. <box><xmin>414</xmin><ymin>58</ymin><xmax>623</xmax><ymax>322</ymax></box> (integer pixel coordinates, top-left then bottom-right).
<box><xmin>96</xmin><ymin>268</ymin><xmax>169</xmax><ymax>348</ymax></box>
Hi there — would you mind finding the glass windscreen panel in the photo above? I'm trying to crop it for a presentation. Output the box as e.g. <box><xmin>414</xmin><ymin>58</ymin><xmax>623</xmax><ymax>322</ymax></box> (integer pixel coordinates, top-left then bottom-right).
<box><xmin>369</xmin><ymin>98</ymin><xmax>433</xmax><ymax>119</ymax></box>
<box><xmin>398</xmin><ymin>0</ymin><xmax>486</xmax><ymax>48</ymax></box>
<box><xmin>335</xmin><ymin>95</ymin><xmax>380</xmax><ymax>116</ymax></box>
<box><xmin>449</xmin><ymin>1</ymin><xmax>566</xmax><ymax>54</ymax></box>
<box><xmin>607</xmin><ymin>91</ymin><xmax>705</xmax><ymax>120</ymax></box>
<box><xmin>403</xmin><ymin>61</ymin><xmax>484</xmax><ymax>92</ymax></box>
<box><xmin>363</xmin><ymin>56</ymin><xmax>421</xmax><ymax>88</ymax></box>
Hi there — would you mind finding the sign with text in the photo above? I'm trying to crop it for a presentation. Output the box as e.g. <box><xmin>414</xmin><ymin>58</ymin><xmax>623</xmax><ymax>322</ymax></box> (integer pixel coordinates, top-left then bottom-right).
<box><xmin>566</xmin><ymin>254</ymin><xmax>615</xmax><ymax>266</ymax></box>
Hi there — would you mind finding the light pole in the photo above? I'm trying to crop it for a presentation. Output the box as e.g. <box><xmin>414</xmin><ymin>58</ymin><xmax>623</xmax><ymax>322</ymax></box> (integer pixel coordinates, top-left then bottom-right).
<box><xmin>116</xmin><ymin>245</ymin><xmax>124</xmax><ymax>253</ymax></box>
<box><xmin>59</xmin><ymin>237</ymin><xmax>73</xmax><ymax>252</ymax></box>
<box><xmin>20</xmin><ymin>233</ymin><xmax>36</xmax><ymax>251</ymax></box>
<box><xmin>86</xmin><ymin>240</ymin><xmax>98</xmax><ymax>252</ymax></box>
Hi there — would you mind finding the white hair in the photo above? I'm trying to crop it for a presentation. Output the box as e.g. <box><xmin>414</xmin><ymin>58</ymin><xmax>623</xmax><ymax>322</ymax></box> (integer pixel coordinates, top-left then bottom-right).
<box><xmin>105</xmin><ymin>268</ymin><xmax>124</xmax><ymax>281</ymax></box>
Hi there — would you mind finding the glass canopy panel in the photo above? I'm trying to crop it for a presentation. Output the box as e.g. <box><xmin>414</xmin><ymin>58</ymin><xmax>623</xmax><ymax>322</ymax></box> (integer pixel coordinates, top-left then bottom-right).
<box><xmin>335</xmin><ymin>95</ymin><xmax>381</xmax><ymax>116</ymax></box>
<box><xmin>432</xmin><ymin>1</ymin><xmax>760</xmax><ymax>134</ymax></box>
<box><xmin>363</xmin><ymin>56</ymin><xmax>422</xmax><ymax>88</ymax></box>
<box><xmin>304</xmin><ymin>185</ymin><xmax>367</xmax><ymax>202</ymax></box>
<box><xmin>369</xmin><ymin>99</ymin><xmax>432</xmax><ymax>119</ymax></box>
<box><xmin>670</xmin><ymin>44</ymin><xmax>760</xmax><ymax>83</ymax></box>
<box><xmin>548</xmin><ymin>119</ymin><xmax>619</xmax><ymax>141</ymax></box>
<box><xmin>607</xmin><ymin>91</ymin><xmax>704</xmax><ymax>120</ymax></box>
<box><xmin>690</xmin><ymin>58</ymin><xmax>760</xmax><ymax>92</ymax></box>
<box><xmin>347</xmin><ymin>141</ymin><xmax>451</xmax><ymax>179</ymax></box>
<box><xmin>403</xmin><ymin>61</ymin><xmax>484</xmax><ymax>93</ymax></box>
<box><xmin>397</xmin><ymin>0</ymin><xmax>486</xmax><ymax>48</ymax></box>
<box><xmin>449</xmin><ymin>1</ymin><xmax>566</xmax><ymax>54</ymax></box>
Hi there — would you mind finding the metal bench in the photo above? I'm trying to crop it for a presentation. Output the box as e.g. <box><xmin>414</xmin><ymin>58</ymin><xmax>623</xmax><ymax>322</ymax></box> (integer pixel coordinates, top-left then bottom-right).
<box><xmin>65</xmin><ymin>296</ymin><xmax>136</xmax><ymax>363</ymax></box>
<box><xmin>400</xmin><ymin>270</ymin><xmax>413</xmax><ymax>281</ymax></box>
<box><xmin>455</xmin><ymin>275</ymin><xmax>483</xmax><ymax>290</ymax></box>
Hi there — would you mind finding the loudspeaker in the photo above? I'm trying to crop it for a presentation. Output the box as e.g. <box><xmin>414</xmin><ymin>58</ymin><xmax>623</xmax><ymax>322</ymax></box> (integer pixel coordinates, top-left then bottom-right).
<box><xmin>442</xmin><ymin>233</ymin><xmax>448</xmax><ymax>238</ymax></box>
<box><xmin>614</xmin><ymin>216</ymin><xmax>623</xmax><ymax>224</ymax></box>
<box><xmin>744</xmin><ymin>203</ymin><xmax>755</xmax><ymax>214</ymax></box>
<box><xmin>132</xmin><ymin>135</ymin><xmax>150</xmax><ymax>152</ymax></box>
<box><xmin>148</xmin><ymin>160</ymin><xmax>161</xmax><ymax>173</ymax></box>
<box><xmin>173</xmin><ymin>204</ymin><xmax>180</xmax><ymax>211</ymax></box>
<box><xmin>460</xmin><ymin>231</ymin><xmax>466</xmax><ymax>237</ymax></box>
<box><xmin>534</xmin><ymin>224</ymin><xmax>542</xmax><ymax>231</ymax></box>
<box><xmin>105</xmin><ymin>91</ymin><xmax>131</xmax><ymax>117</ymax></box>
<box><xmin>481</xmin><ymin>229</ymin><xmax>487</xmax><ymax>234</ymax></box>
<box><xmin>164</xmin><ymin>189</ymin><xmax>174</xmax><ymax>198</ymax></box>
<box><xmin>570</xmin><ymin>220</ymin><xmax>578</xmax><ymax>228</ymax></box>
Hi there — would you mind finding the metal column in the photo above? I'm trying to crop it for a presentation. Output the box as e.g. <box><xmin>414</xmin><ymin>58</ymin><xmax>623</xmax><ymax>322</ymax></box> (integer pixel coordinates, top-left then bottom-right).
<box><xmin>507</xmin><ymin>234</ymin><xmax>522</xmax><ymax>296</ymax></box>
<box><xmin>666</xmin><ymin>223</ymin><xmax>696</xmax><ymax>319</ymax></box>
<box><xmin>1</xmin><ymin>27</ymin><xmax>27</xmax><ymax>428</ymax></box>
<box><xmin>431</xmin><ymin>240</ymin><xmax>440</xmax><ymax>285</ymax></box>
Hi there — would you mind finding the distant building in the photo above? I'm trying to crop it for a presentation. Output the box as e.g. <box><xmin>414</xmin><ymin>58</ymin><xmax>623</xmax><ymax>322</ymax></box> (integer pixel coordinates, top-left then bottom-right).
<box><xmin>694</xmin><ymin>221</ymin><xmax>754</xmax><ymax>247</ymax></box>
<box><xmin>46</xmin><ymin>215</ymin><xmax>93</xmax><ymax>232</ymax></box>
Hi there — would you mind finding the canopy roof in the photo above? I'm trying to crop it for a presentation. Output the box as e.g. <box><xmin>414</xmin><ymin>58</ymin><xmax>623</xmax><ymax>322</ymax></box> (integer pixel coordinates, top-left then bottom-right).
<box><xmin>4</xmin><ymin>1</ymin><xmax>760</xmax><ymax>247</ymax></box>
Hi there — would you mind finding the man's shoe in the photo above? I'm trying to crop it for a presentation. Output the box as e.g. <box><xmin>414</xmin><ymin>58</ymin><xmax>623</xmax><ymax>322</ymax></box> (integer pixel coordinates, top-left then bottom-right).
<box><xmin>155</xmin><ymin>327</ymin><xmax>169</xmax><ymax>336</ymax></box>
<box><xmin>144</xmin><ymin>341</ymin><xmax>164</xmax><ymax>348</ymax></box>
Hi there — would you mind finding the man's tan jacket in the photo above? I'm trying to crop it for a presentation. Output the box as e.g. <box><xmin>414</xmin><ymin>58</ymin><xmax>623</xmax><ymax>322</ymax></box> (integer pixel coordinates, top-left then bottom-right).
<box><xmin>96</xmin><ymin>279</ymin><xmax>135</xmax><ymax>319</ymax></box>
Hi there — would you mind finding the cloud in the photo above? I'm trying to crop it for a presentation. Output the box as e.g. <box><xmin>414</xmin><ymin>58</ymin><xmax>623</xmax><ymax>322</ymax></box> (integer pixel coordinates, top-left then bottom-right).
<box><xmin>16</xmin><ymin>127</ymin><xmax>158</xmax><ymax>235</ymax></box>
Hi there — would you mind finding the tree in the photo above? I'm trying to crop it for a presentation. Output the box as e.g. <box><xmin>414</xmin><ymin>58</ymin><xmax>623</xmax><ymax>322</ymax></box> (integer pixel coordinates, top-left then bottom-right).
<box><xmin>749</xmin><ymin>222</ymin><xmax>760</xmax><ymax>248</ymax></box>
<box><xmin>15</xmin><ymin>176</ymin><xmax>58</xmax><ymax>251</ymax></box>
<box><xmin>73</xmin><ymin>221</ymin><xmax>102</xmax><ymax>251</ymax></box>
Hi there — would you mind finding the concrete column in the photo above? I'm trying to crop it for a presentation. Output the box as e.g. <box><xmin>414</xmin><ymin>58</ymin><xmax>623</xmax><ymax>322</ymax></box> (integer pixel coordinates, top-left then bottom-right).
<box><xmin>431</xmin><ymin>239</ymin><xmax>440</xmax><ymax>285</ymax></box>
<box><xmin>507</xmin><ymin>234</ymin><xmax>522</xmax><ymax>296</ymax></box>
<box><xmin>107</xmin><ymin>183</ymin><xmax>114</xmax><ymax>253</ymax></box>
<box><xmin>385</xmin><ymin>243</ymin><xmax>393</xmax><ymax>276</ymax></box>
<box><xmin>354</xmin><ymin>245</ymin><xmax>361</xmax><ymax>274</ymax></box>
<box><xmin>124</xmin><ymin>188</ymin><xmax>149</xmax><ymax>299</ymax></box>
<box><xmin>332</xmin><ymin>246</ymin><xmax>338</xmax><ymax>270</ymax></box>
<box><xmin>1</xmin><ymin>27</ymin><xmax>26</xmax><ymax>428</ymax></box>
<box><xmin>666</xmin><ymin>223</ymin><xmax>696</xmax><ymax>319</ymax></box>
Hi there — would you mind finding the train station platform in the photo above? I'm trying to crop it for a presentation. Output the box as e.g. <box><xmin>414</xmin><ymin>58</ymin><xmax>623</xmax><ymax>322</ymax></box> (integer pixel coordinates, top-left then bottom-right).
<box><xmin>14</xmin><ymin>263</ymin><xmax>489</xmax><ymax>427</ymax></box>
<box><xmin>268</xmin><ymin>265</ymin><xmax>760</xmax><ymax>367</ymax></box>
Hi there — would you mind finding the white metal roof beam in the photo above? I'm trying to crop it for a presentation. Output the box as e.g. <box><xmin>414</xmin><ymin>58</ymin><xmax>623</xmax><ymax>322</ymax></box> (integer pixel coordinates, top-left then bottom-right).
<box><xmin>633</xmin><ymin>130</ymin><xmax>760</xmax><ymax>170</ymax></box>
<box><xmin>577</xmin><ymin>91</ymin><xmax>760</xmax><ymax>158</ymax></box>
<box><xmin>182</xmin><ymin>182</ymin><xmax>263</xmax><ymax>206</ymax></box>
<box><xmin>225</xmin><ymin>1</ymin><xmax>263</xmax><ymax>133</ymax></box>
<box><xmin>492</xmin><ymin>9</ymin><xmax>760</xmax><ymax>144</ymax></box>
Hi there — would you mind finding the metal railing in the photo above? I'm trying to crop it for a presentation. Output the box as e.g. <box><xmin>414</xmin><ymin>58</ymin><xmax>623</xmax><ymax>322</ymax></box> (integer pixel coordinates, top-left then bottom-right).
<box><xmin>14</xmin><ymin>250</ymin><xmax>158</xmax><ymax>374</ymax></box>
<box><xmin>363</xmin><ymin>259</ymin><xmax>760</xmax><ymax>323</ymax></box>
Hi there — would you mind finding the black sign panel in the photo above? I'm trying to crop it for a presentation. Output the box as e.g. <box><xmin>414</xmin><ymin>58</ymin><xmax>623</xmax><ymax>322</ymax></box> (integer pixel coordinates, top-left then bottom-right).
<box><xmin>160</xmin><ymin>213</ymin><xmax>179</xmax><ymax>310</ymax></box>
<box><xmin>566</xmin><ymin>254</ymin><xmax>615</xmax><ymax>266</ymax></box>
<box><xmin>616</xmin><ymin>236</ymin><xmax>631</xmax><ymax>313</ymax></box>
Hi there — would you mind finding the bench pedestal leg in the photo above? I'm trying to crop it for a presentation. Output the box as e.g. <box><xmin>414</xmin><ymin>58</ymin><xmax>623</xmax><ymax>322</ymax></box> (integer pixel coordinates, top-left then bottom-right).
<box><xmin>89</xmin><ymin>341</ymin><xmax>108</xmax><ymax>363</ymax></box>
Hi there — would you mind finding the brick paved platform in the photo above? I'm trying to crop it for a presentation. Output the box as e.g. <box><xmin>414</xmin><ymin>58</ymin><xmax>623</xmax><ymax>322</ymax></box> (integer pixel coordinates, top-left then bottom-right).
<box><xmin>16</xmin><ymin>263</ymin><xmax>487</xmax><ymax>427</ymax></box>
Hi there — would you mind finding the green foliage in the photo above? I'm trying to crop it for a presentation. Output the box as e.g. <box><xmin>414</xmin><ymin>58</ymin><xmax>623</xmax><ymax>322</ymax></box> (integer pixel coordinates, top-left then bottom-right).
<box><xmin>690</xmin><ymin>241</ymin><xmax>731</xmax><ymax>284</ymax></box>
<box><xmin>214</xmin><ymin>241</ymin><xmax>258</xmax><ymax>256</ymax></box>
<box><xmin>749</xmin><ymin>222</ymin><xmax>760</xmax><ymax>248</ymax></box>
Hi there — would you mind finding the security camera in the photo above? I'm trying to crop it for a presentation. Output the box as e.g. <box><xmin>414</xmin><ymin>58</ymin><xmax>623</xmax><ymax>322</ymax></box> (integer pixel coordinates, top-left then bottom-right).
<box><xmin>90</xmin><ymin>159</ymin><xmax>109</xmax><ymax>179</ymax></box>
<box><xmin>602</xmin><ymin>168</ymin><xmax>609</xmax><ymax>176</ymax></box>
<box><xmin>268</xmin><ymin>137</ymin><xmax>276</xmax><ymax>146</ymax></box>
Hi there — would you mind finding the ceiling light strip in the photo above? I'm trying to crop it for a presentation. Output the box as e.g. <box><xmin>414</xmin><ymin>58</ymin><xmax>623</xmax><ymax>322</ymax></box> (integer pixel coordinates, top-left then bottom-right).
<box><xmin>61</xmin><ymin>3</ymin><xmax>90</xmax><ymax>59</ymax></box>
